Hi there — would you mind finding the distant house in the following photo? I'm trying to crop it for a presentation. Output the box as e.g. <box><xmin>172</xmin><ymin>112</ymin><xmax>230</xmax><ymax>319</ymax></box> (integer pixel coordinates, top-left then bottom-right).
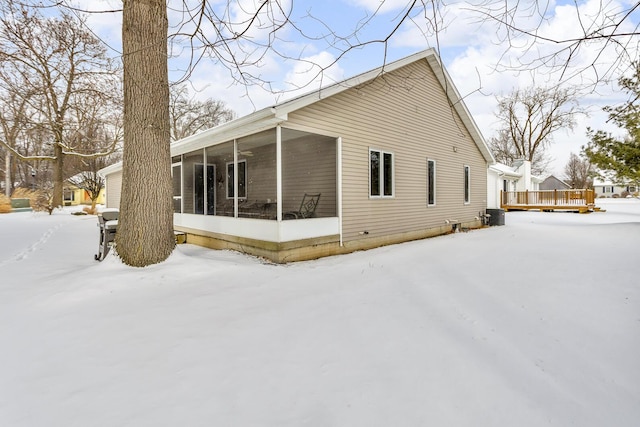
<box><xmin>487</xmin><ymin>160</ymin><xmax>542</xmax><ymax>209</ymax></box>
<box><xmin>540</xmin><ymin>175</ymin><xmax>571</xmax><ymax>191</ymax></box>
<box><xmin>593</xmin><ymin>178</ymin><xmax>639</xmax><ymax>197</ymax></box>
<box><xmin>101</xmin><ymin>49</ymin><xmax>495</xmax><ymax>263</ymax></box>
<box><xmin>64</xmin><ymin>177</ymin><xmax>105</xmax><ymax>207</ymax></box>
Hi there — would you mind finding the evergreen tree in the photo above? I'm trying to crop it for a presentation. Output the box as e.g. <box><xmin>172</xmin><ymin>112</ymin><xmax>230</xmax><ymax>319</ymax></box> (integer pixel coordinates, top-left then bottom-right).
<box><xmin>584</xmin><ymin>63</ymin><xmax>640</xmax><ymax>182</ymax></box>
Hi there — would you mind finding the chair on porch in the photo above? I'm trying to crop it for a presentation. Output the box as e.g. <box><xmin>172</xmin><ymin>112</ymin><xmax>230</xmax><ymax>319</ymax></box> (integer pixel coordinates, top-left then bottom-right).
<box><xmin>284</xmin><ymin>193</ymin><xmax>321</xmax><ymax>219</ymax></box>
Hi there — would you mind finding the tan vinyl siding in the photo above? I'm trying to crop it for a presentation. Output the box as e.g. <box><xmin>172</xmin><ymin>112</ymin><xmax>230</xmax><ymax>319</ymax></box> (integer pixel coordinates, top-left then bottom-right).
<box><xmin>105</xmin><ymin>170</ymin><xmax>122</xmax><ymax>209</ymax></box>
<box><xmin>284</xmin><ymin>59</ymin><xmax>488</xmax><ymax>242</ymax></box>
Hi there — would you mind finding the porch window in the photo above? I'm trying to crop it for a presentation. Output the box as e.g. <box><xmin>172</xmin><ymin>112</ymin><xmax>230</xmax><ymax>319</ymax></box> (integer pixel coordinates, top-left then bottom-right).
<box><xmin>427</xmin><ymin>159</ymin><xmax>436</xmax><ymax>206</ymax></box>
<box><xmin>227</xmin><ymin>159</ymin><xmax>247</xmax><ymax>199</ymax></box>
<box><xmin>370</xmin><ymin>149</ymin><xmax>394</xmax><ymax>197</ymax></box>
<box><xmin>464</xmin><ymin>165</ymin><xmax>470</xmax><ymax>204</ymax></box>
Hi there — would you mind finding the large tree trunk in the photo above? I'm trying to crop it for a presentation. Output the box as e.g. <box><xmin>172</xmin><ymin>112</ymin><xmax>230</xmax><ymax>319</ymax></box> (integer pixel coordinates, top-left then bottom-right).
<box><xmin>52</xmin><ymin>144</ymin><xmax>64</xmax><ymax>208</ymax></box>
<box><xmin>118</xmin><ymin>0</ymin><xmax>174</xmax><ymax>267</ymax></box>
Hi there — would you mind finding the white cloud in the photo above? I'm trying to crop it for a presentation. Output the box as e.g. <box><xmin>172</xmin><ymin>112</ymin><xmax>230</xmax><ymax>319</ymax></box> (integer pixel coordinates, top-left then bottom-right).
<box><xmin>283</xmin><ymin>51</ymin><xmax>345</xmax><ymax>92</ymax></box>
<box><xmin>346</xmin><ymin>0</ymin><xmax>415</xmax><ymax>14</ymax></box>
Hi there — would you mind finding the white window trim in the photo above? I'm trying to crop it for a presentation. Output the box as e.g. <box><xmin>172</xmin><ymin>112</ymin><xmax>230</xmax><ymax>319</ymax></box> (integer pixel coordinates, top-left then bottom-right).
<box><xmin>464</xmin><ymin>165</ymin><xmax>471</xmax><ymax>205</ymax></box>
<box><xmin>427</xmin><ymin>158</ymin><xmax>436</xmax><ymax>206</ymax></box>
<box><xmin>369</xmin><ymin>148</ymin><xmax>395</xmax><ymax>198</ymax></box>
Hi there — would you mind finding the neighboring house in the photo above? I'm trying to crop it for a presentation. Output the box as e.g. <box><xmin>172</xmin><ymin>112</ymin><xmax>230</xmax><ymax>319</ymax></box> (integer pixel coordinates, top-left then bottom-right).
<box><xmin>593</xmin><ymin>178</ymin><xmax>639</xmax><ymax>197</ymax></box>
<box><xmin>540</xmin><ymin>175</ymin><xmax>571</xmax><ymax>191</ymax></box>
<box><xmin>487</xmin><ymin>160</ymin><xmax>542</xmax><ymax>209</ymax></box>
<box><xmin>64</xmin><ymin>180</ymin><xmax>106</xmax><ymax>206</ymax></box>
<box><xmin>101</xmin><ymin>49</ymin><xmax>494</xmax><ymax>263</ymax></box>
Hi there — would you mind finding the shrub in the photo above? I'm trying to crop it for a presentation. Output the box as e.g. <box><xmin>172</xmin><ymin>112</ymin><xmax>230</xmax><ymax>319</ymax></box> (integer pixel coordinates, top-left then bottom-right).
<box><xmin>612</xmin><ymin>193</ymin><xmax>620</xmax><ymax>198</ymax></box>
<box><xmin>12</xmin><ymin>187</ymin><xmax>54</xmax><ymax>214</ymax></box>
<box><xmin>621</xmin><ymin>190</ymin><xmax>630</xmax><ymax>198</ymax></box>
<box><xmin>0</xmin><ymin>194</ymin><xmax>10</xmax><ymax>214</ymax></box>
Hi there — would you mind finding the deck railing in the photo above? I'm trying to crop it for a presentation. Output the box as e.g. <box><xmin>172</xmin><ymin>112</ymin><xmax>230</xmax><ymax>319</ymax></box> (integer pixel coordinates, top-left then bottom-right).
<box><xmin>501</xmin><ymin>189</ymin><xmax>595</xmax><ymax>209</ymax></box>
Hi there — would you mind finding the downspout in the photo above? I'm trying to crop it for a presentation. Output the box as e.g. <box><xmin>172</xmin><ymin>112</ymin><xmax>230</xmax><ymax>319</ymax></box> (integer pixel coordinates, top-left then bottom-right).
<box><xmin>337</xmin><ymin>136</ymin><xmax>343</xmax><ymax>246</ymax></box>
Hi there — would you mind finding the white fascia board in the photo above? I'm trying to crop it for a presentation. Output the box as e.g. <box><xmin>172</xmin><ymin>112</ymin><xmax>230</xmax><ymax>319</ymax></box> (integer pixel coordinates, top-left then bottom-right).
<box><xmin>171</xmin><ymin>107</ymin><xmax>281</xmax><ymax>156</ymax></box>
<box><xmin>98</xmin><ymin>161</ymin><xmax>123</xmax><ymax>177</ymax></box>
<box><xmin>489</xmin><ymin>164</ymin><xmax>521</xmax><ymax>178</ymax></box>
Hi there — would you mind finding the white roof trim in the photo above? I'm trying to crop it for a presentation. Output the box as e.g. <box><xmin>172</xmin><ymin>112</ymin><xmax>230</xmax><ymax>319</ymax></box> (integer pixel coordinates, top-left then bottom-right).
<box><xmin>100</xmin><ymin>48</ymin><xmax>494</xmax><ymax>176</ymax></box>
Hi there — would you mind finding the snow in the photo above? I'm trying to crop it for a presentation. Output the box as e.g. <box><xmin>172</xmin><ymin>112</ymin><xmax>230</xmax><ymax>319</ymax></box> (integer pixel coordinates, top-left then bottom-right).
<box><xmin>1</xmin><ymin>199</ymin><xmax>639</xmax><ymax>426</ymax></box>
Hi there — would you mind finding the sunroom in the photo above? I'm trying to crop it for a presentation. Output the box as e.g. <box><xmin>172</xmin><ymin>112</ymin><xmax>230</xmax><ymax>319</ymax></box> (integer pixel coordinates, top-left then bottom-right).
<box><xmin>171</xmin><ymin>125</ymin><xmax>340</xmax><ymax>257</ymax></box>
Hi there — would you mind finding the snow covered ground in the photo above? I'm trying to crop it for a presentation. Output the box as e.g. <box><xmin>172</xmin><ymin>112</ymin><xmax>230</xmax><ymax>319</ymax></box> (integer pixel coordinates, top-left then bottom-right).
<box><xmin>1</xmin><ymin>198</ymin><xmax>639</xmax><ymax>426</ymax></box>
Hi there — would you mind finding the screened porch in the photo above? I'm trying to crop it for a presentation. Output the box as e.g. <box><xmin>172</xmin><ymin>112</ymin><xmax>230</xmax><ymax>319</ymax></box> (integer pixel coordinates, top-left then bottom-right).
<box><xmin>171</xmin><ymin>126</ymin><xmax>340</xmax><ymax>243</ymax></box>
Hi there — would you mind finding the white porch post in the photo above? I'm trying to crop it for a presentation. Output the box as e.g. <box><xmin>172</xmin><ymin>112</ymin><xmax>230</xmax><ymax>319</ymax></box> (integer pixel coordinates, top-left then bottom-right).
<box><xmin>276</xmin><ymin>125</ymin><xmax>282</xmax><ymax>221</ymax></box>
<box><xmin>337</xmin><ymin>136</ymin><xmax>343</xmax><ymax>246</ymax></box>
<box><xmin>233</xmin><ymin>139</ymin><xmax>238</xmax><ymax>217</ymax></box>
<box><xmin>202</xmin><ymin>148</ymin><xmax>207</xmax><ymax>215</ymax></box>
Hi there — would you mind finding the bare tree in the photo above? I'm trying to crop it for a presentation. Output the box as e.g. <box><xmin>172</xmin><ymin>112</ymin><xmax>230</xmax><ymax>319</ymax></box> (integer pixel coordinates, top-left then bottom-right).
<box><xmin>492</xmin><ymin>85</ymin><xmax>584</xmax><ymax>175</ymax></box>
<box><xmin>563</xmin><ymin>152</ymin><xmax>592</xmax><ymax>189</ymax></box>
<box><xmin>488</xmin><ymin>129</ymin><xmax>552</xmax><ymax>175</ymax></box>
<box><xmin>0</xmin><ymin>4</ymin><xmax>121</xmax><ymax>208</ymax></box>
<box><xmin>473</xmin><ymin>0</ymin><xmax>640</xmax><ymax>86</ymax></box>
<box><xmin>169</xmin><ymin>83</ymin><xmax>234</xmax><ymax>141</ymax></box>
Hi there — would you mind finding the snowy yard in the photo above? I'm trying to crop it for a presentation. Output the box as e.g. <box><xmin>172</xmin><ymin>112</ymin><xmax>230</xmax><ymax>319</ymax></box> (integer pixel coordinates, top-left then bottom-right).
<box><xmin>0</xmin><ymin>198</ymin><xmax>639</xmax><ymax>426</ymax></box>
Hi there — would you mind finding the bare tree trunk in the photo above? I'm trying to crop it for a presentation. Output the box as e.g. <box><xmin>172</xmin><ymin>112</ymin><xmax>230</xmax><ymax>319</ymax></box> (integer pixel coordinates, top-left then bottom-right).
<box><xmin>117</xmin><ymin>0</ymin><xmax>174</xmax><ymax>267</ymax></box>
<box><xmin>52</xmin><ymin>143</ymin><xmax>63</xmax><ymax>208</ymax></box>
<box><xmin>4</xmin><ymin>152</ymin><xmax>9</xmax><ymax>197</ymax></box>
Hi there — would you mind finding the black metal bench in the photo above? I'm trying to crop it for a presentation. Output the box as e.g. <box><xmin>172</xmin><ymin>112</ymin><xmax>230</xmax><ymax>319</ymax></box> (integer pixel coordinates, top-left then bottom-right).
<box><xmin>94</xmin><ymin>209</ymin><xmax>119</xmax><ymax>261</ymax></box>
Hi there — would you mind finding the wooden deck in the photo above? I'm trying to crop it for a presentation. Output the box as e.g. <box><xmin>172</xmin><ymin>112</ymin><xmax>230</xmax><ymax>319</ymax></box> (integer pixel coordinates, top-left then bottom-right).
<box><xmin>501</xmin><ymin>189</ymin><xmax>597</xmax><ymax>213</ymax></box>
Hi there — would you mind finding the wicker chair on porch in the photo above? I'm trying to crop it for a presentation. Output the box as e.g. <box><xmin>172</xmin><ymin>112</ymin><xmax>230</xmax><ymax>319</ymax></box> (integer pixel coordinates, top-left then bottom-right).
<box><xmin>284</xmin><ymin>193</ymin><xmax>321</xmax><ymax>220</ymax></box>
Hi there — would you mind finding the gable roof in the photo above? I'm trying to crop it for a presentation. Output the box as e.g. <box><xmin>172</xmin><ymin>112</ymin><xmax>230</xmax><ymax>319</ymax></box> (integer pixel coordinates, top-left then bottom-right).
<box><xmin>102</xmin><ymin>49</ymin><xmax>494</xmax><ymax>176</ymax></box>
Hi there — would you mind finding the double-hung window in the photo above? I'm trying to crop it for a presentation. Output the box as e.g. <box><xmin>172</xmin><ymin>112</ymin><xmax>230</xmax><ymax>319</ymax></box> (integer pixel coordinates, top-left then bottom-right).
<box><xmin>427</xmin><ymin>159</ymin><xmax>436</xmax><ymax>206</ymax></box>
<box><xmin>464</xmin><ymin>165</ymin><xmax>471</xmax><ymax>204</ymax></box>
<box><xmin>370</xmin><ymin>149</ymin><xmax>394</xmax><ymax>197</ymax></box>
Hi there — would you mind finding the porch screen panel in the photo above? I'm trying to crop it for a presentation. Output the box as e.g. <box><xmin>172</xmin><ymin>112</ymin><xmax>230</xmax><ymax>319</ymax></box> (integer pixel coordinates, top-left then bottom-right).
<box><xmin>281</xmin><ymin>128</ymin><xmax>337</xmax><ymax>219</ymax></box>
<box><xmin>182</xmin><ymin>150</ymin><xmax>203</xmax><ymax>214</ymax></box>
<box><xmin>172</xmin><ymin>163</ymin><xmax>182</xmax><ymax>213</ymax></box>
<box><xmin>206</xmin><ymin>141</ymin><xmax>235</xmax><ymax>217</ymax></box>
<box><xmin>237</xmin><ymin>129</ymin><xmax>277</xmax><ymax>220</ymax></box>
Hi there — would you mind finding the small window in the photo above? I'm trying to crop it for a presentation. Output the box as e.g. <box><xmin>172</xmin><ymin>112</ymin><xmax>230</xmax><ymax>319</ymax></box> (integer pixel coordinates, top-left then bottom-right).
<box><xmin>370</xmin><ymin>149</ymin><xmax>394</xmax><ymax>198</ymax></box>
<box><xmin>427</xmin><ymin>159</ymin><xmax>436</xmax><ymax>206</ymax></box>
<box><xmin>464</xmin><ymin>165</ymin><xmax>471</xmax><ymax>204</ymax></box>
<box><xmin>227</xmin><ymin>159</ymin><xmax>247</xmax><ymax>199</ymax></box>
<box><xmin>63</xmin><ymin>189</ymin><xmax>74</xmax><ymax>202</ymax></box>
